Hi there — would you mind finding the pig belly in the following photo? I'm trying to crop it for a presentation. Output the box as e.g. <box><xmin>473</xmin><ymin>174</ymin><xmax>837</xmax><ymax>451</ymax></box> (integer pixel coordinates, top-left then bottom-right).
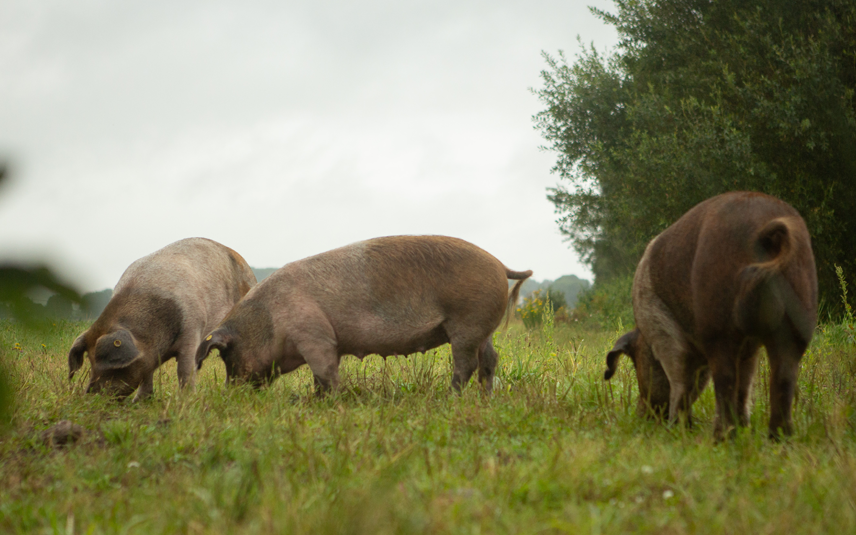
<box><xmin>339</xmin><ymin>323</ymin><xmax>450</xmax><ymax>358</ymax></box>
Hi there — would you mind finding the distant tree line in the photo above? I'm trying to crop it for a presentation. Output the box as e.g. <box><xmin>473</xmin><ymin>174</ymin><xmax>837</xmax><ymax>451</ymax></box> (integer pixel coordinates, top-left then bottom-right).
<box><xmin>519</xmin><ymin>274</ymin><xmax>591</xmax><ymax>310</ymax></box>
<box><xmin>0</xmin><ymin>289</ymin><xmax>110</xmax><ymax>321</ymax></box>
<box><xmin>1</xmin><ymin>268</ymin><xmax>283</xmax><ymax>322</ymax></box>
<box><xmin>9</xmin><ymin>270</ymin><xmax>587</xmax><ymax>322</ymax></box>
<box><xmin>534</xmin><ymin>0</ymin><xmax>856</xmax><ymax>312</ymax></box>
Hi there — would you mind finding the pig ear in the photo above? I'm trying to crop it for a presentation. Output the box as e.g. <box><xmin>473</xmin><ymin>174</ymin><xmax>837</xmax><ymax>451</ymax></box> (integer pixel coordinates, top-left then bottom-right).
<box><xmin>94</xmin><ymin>331</ymin><xmax>141</xmax><ymax>371</ymax></box>
<box><xmin>68</xmin><ymin>332</ymin><xmax>88</xmax><ymax>380</ymax></box>
<box><xmin>605</xmin><ymin>330</ymin><xmax>639</xmax><ymax>380</ymax></box>
<box><xmin>196</xmin><ymin>331</ymin><xmax>231</xmax><ymax>370</ymax></box>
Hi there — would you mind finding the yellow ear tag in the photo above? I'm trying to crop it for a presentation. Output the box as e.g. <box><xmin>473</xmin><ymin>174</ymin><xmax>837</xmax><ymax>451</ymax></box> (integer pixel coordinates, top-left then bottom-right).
<box><xmin>206</xmin><ymin>335</ymin><xmax>212</xmax><ymax>341</ymax></box>
<box><xmin>114</xmin><ymin>339</ymin><xmax>122</xmax><ymax>347</ymax></box>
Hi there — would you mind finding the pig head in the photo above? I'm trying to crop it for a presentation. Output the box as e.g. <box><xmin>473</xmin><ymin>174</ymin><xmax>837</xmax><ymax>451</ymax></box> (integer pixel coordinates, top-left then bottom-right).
<box><xmin>604</xmin><ymin>192</ymin><xmax>818</xmax><ymax>439</ymax></box>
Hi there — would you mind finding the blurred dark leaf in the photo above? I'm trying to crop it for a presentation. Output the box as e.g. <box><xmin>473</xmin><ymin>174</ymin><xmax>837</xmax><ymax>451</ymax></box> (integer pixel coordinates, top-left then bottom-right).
<box><xmin>0</xmin><ymin>161</ymin><xmax>83</xmax><ymax>427</ymax></box>
<box><xmin>0</xmin><ymin>265</ymin><xmax>82</xmax><ymax>326</ymax></box>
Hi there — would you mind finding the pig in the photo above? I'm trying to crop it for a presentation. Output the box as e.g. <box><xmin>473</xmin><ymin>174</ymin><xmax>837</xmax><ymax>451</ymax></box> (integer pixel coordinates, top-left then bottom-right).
<box><xmin>67</xmin><ymin>238</ymin><xmax>257</xmax><ymax>400</ymax></box>
<box><xmin>195</xmin><ymin>235</ymin><xmax>532</xmax><ymax>394</ymax></box>
<box><xmin>604</xmin><ymin>192</ymin><xmax>818</xmax><ymax>439</ymax></box>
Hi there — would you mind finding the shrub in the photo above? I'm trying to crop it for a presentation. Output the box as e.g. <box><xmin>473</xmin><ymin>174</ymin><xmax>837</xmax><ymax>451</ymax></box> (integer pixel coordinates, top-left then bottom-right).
<box><xmin>821</xmin><ymin>265</ymin><xmax>856</xmax><ymax>345</ymax></box>
<box><xmin>570</xmin><ymin>275</ymin><xmax>634</xmax><ymax>330</ymax></box>
<box><xmin>517</xmin><ymin>289</ymin><xmax>568</xmax><ymax>330</ymax></box>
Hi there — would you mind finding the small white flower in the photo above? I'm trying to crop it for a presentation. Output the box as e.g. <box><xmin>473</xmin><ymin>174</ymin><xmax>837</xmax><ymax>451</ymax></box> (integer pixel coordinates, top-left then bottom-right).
<box><xmin>663</xmin><ymin>490</ymin><xmax>674</xmax><ymax>500</ymax></box>
<box><xmin>127</xmin><ymin>461</ymin><xmax>140</xmax><ymax>469</ymax></box>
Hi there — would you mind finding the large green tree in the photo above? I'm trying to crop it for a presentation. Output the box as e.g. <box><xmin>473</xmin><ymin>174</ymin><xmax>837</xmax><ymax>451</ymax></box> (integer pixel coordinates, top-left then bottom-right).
<box><xmin>535</xmin><ymin>0</ymin><xmax>856</xmax><ymax>309</ymax></box>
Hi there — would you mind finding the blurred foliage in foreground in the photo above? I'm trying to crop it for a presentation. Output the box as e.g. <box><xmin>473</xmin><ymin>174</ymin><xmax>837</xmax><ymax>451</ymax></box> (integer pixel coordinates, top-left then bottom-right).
<box><xmin>0</xmin><ymin>163</ymin><xmax>81</xmax><ymax>429</ymax></box>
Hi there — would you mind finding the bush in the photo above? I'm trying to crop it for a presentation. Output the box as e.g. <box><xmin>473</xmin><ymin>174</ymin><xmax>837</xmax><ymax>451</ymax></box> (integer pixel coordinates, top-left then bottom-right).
<box><xmin>821</xmin><ymin>265</ymin><xmax>856</xmax><ymax>345</ymax></box>
<box><xmin>570</xmin><ymin>275</ymin><xmax>634</xmax><ymax>330</ymax></box>
<box><xmin>517</xmin><ymin>289</ymin><xmax>569</xmax><ymax>330</ymax></box>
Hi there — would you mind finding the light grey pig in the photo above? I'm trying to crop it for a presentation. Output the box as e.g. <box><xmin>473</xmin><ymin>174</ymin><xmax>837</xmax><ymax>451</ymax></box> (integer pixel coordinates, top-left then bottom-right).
<box><xmin>68</xmin><ymin>238</ymin><xmax>257</xmax><ymax>400</ymax></box>
<box><xmin>196</xmin><ymin>235</ymin><xmax>532</xmax><ymax>393</ymax></box>
<box><xmin>604</xmin><ymin>192</ymin><xmax>818</xmax><ymax>439</ymax></box>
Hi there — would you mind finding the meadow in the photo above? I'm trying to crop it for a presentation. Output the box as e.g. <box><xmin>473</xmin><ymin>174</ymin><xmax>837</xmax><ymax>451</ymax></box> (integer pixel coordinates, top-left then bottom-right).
<box><xmin>1</xmin><ymin>311</ymin><xmax>855</xmax><ymax>534</ymax></box>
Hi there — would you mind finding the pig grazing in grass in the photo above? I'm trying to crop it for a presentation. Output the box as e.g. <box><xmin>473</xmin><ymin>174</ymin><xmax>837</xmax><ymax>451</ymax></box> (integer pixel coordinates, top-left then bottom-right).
<box><xmin>195</xmin><ymin>235</ymin><xmax>532</xmax><ymax>394</ymax></box>
<box><xmin>68</xmin><ymin>238</ymin><xmax>257</xmax><ymax>401</ymax></box>
<box><xmin>604</xmin><ymin>192</ymin><xmax>818</xmax><ymax>439</ymax></box>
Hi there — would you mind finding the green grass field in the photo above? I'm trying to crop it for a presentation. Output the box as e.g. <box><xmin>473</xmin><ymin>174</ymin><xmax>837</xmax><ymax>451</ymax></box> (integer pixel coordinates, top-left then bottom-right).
<box><xmin>1</xmin><ymin>316</ymin><xmax>856</xmax><ymax>534</ymax></box>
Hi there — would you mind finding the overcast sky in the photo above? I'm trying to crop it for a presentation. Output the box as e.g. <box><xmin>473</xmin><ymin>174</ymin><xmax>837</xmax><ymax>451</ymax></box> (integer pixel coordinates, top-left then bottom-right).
<box><xmin>0</xmin><ymin>1</ymin><xmax>617</xmax><ymax>293</ymax></box>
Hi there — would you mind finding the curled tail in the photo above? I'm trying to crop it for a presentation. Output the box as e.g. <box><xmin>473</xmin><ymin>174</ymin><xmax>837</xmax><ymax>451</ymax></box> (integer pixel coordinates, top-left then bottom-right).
<box><xmin>604</xmin><ymin>330</ymin><xmax>639</xmax><ymax>380</ymax></box>
<box><xmin>734</xmin><ymin>217</ymin><xmax>814</xmax><ymax>343</ymax></box>
<box><xmin>503</xmin><ymin>269</ymin><xmax>533</xmax><ymax>330</ymax></box>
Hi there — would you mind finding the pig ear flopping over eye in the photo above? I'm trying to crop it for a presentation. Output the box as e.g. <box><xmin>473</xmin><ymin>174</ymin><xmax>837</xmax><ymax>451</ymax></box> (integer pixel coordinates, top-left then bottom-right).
<box><xmin>604</xmin><ymin>329</ymin><xmax>640</xmax><ymax>381</ymax></box>
<box><xmin>196</xmin><ymin>331</ymin><xmax>230</xmax><ymax>370</ymax></box>
<box><xmin>68</xmin><ymin>332</ymin><xmax>88</xmax><ymax>380</ymax></box>
<box><xmin>93</xmin><ymin>330</ymin><xmax>141</xmax><ymax>372</ymax></box>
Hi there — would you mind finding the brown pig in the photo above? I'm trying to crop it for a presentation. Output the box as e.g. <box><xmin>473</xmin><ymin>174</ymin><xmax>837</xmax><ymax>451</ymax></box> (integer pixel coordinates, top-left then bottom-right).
<box><xmin>68</xmin><ymin>238</ymin><xmax>257</xmax><ymax>400</ymax></box>
<box><xmin>195</xmin><ymin>235</ymin><xmax>532</xmax><ymax>393</ymax></box>
<box><xmin>604</xmin><ymin>192</ymin><xmax>818</xmax><ymax>439</ymax></box>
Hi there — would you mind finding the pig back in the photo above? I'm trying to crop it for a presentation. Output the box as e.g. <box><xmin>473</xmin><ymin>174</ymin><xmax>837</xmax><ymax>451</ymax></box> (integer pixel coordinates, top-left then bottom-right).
<box><xmin>112</xmin><ymin>238</ymin><xmax>256</xmax><ymax>331</ymax></box>
<box><xmin>263</xmin><ymin>235</ymin><xmax>510</xmax><ymax>326</ymax></box>
<box><xmin>362</xmin><ymin>235</ymin><xmax>509</xmax><ymax>320</ymax></box>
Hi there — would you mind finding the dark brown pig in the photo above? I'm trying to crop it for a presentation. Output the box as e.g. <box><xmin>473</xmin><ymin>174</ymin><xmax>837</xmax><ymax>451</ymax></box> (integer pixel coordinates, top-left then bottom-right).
<box><xmin>68</xmin><ymin>238</ymin><xmax>257</xmax><ymax>401</ymax></box>
<box><xmin>195</xmin><ymin>235</ymin><xmax>532</xmax><ymax>393</ymax></box>
<box><xmin>604</xmin><ymin>192</ymin><xmax>818</xmax><ymax>439</ymax></box>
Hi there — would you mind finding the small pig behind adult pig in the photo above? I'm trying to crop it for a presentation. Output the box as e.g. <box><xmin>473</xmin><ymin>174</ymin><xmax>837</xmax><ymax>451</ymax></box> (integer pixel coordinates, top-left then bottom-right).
<box><xmin>196</xmin><ymin>235</ymin><xmax>532</xmax><ymax>394</ymax></box>
<box><xmin>68</xmin><ymin>238</ymin><xmax>257</xmax><ymax>401</ymax></box>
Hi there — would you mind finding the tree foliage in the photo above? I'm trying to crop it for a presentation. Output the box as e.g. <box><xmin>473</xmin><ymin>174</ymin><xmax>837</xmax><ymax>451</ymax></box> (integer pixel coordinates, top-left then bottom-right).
<box><xmin>535</xmin><ymin>0</ymin><xmax>856</xmax><ymax>308</ymax></box>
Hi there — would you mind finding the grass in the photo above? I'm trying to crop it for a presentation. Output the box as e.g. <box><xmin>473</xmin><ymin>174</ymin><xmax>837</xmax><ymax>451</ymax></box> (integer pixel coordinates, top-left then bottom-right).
<box><xmin>1</xmin><ymin>317</ymin><xmax>856</xmax><ymax>534</ymax></box>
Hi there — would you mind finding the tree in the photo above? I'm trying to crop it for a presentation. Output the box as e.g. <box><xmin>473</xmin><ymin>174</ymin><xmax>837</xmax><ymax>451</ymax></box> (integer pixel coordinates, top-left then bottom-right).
<box><xmin>80</xmin><ymin>289</ymin><xmax>113</xmax><ymax>319</ymax></box>
<box><xmin>46</xmin><ymin>294</ymin><xmax>74</xmax><ymax>319</ymax></box>
<box><xmin>534</xmin><ymin>0</ymin><xmax>856</xmax><ymax>310</ymax></box>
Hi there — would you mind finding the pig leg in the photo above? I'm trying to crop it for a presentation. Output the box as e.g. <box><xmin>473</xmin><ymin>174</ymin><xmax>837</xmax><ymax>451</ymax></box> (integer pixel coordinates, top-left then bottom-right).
<box><xmin>736</xmin><ymin>341</ymin><xmax>761</xmax><ymax>427</ymax></box>
<box><xmin>177</xmin><ymin>356</ymin><xmax>197</xmax><ymax>389</ymax></box>
<box><xmin>132</xmin><ymin>372</ymin><xmax>154</xmax><ymax>402</ymax></box>
<box><xmin>634</xmin><ymin>282</ymin><xmax>695</xmax><ymax>424</ymax></box>
<box><xmin>622</xmin><ymin>339</ymin><xmax>670</xmax><ymax>417</ymax></box>
<box><xmin>679</xmin><ymin>349</ymin><xmax>711</xmax><ymax>427</ymax></box>
<box><xmin>477</xmin><ymin>337</ymin><xmax>498</xmax><ymax>393</ymax></box>
<box><xmin>176</xmin><ymin>337</ymin><xmax>200</xmax><ymax>390</ymax></box>
<box><xmin>765</xmin><ymin>328</ymin><xmax>805</xmax><ymax>439</ymax></box>
<box><xmin>636</xmin><ymin>353</ymin><xmax>672</xmax><ymax>418</ymax></box>
<box><xmin>301</xmin><ymin>341</ymin><xmax>340</xmax><ymax>396</ymax></box>
<box><xmin>292</xmin><ymin>311</ymin><xmax>341</xmax><ymax>396</ymax></box>
<box><xmin>708</xmin><ymin>340</ymin><xmax>742</xmax><ymax>440</ymax></box>
<box><xmin>654</xmin><ymin>343</ymin><xmax>693</xmax><ymax>426</ymax></box>
<box><xmin>643</xmin><ymin>325</ymin><xmax>694</xmax><ymax>425</ymax></box>
<box><xmin>449</xmin><ymin>338</ymin><xmax>480</xmax><ymax>392</ymax></box>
